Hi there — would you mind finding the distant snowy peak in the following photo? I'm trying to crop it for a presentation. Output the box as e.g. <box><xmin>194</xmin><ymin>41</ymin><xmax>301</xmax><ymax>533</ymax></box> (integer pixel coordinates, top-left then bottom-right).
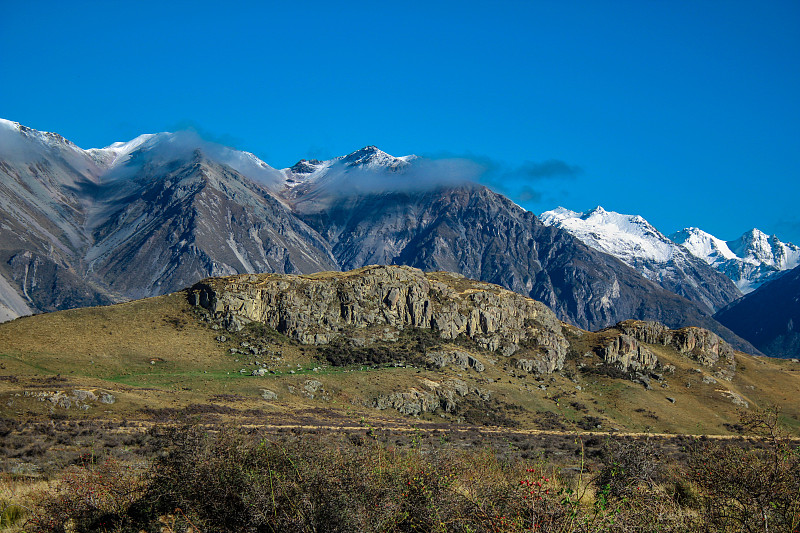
<box><xmin>283</xmin><ymin>146</ymin><xmax>416</xmax><ymax>190</ymax></box>
<box><xmin>85</xmin><ymin>131</ymin><xmax>284</xmax><ymax>187</ymax></box>
<box><xmin>87</xmin><ymin>133</ymin><xmax>158</xmax><ymax>168</ymax></box>
<box><xmin>0</xmin><ymin>118</ymin><xmax>104</xmax><ymax>184</ymax></box>
<box><xmin>671</xmin><ymin>228</ymin><xmax>737</xmax><ymax>265</ymax></box>
<box><xmin>540</xmin><ymin>206</ymin><xmax>678</xmax><ymax>264</ymax></box>
<box><xmin>728</xmin><ymin>228</ymin><xmax>800</xmax><ymax>270</ymax></box>
<box><xmin>0</xmin><ymin>118</ymin><xmax>81</xmax><ymax>152</ymax></box>
<box><xmin>340</xmin><ymin>146</ymin><xmax>416</xmax><ymax>170</ymax></box>
<box><xmin>670</xmin><ymin>227</ymin><xmax>800</xmax><ymax>293</ymax></box>
<box><xmin>540</xmin><ymin>206</ymin><xmax>742</xmax><ymax>313</ymax></box>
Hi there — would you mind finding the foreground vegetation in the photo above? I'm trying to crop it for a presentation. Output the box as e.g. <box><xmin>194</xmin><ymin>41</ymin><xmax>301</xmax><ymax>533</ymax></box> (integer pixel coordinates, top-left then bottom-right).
<box><xmin>0</xmin><ymin>409</ymin><xmax>796</xmax><ymax>532</ymax></box>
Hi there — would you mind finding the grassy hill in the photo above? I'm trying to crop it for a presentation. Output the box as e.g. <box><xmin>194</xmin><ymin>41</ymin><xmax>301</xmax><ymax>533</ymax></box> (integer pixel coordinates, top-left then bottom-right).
<box><xmin>1</xmin><ymin>286</ymin><xmax>799</xmax><ymax>436</ymax></box>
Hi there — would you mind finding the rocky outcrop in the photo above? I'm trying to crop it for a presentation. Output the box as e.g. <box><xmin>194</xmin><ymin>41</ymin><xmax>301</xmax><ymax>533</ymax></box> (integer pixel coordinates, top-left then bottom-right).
<box><xmin>373</xmin><ymin>377</ymin><xmax>489</xmax><ymax>416</ymax></box>
<box><xmin>426</xmin><ymin>349</ymin><xmax>485</xmax><ymax>372</ymax></box>
<box><xmin>616</xmin><ymin>320</ymin><xmax>670</xmax><ymax>345</ymax></box>
<box><xmin>22</xmin><ymin>389</ymin><xmax>115</xmax><ymax>410</ymax></box>
<box><xmin>595</xmin><ymin>334</ymin><xmax>658</xmax><ymax>372</ymax></box>
<box><xmin>615</xmin><ymin>319</ymin><xmax>734</xmax><ymax>368</ymax></box>
<box><xmin>190</xmin><ymin>265</ymin><xmax>569</xmax><ymax>372</ymax></box>
<box><xmin>670</xmin><ymin>327</ymin><xmax>734</xmax><ymax>367</ymax></box>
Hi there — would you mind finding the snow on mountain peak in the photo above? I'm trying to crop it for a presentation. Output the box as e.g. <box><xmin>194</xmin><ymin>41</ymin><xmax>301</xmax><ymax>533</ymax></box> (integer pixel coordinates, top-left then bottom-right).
<box><xmin>281</xmin><ymin>146</ymin><xmax>418</xmax><ymax>193</ymax></box>
<box><xmin>87</xmin><ymin>133</ymin><xmax>158</xmax><ymax>168</ymax></box>
<box><xmin>540</xmin><ymin>206</ymin><xmax>678</xmax><ymax>264</ymax></box>
<box><xmin>540</xmin><ymin>205</ymin><xmax>743</xmax><ymax>312</ymax></box>
<box><xmin>0</xmin><ymin>118</ymin><xmax>82</xmax><ymax>153</ymax></box>
<box><xmin>670</xmin><ymin>227</ymin><xmax>737</xmax><ymax>263</ymax></box>
<box><xmin>341</xmin><ymin>146</ymin><xmax>416</xmax><ymax>170</ymax></box>
<box><xmin>671</xmin><ymin>226</ymin><xmax>800</xmax><ymax>293</ymax></box>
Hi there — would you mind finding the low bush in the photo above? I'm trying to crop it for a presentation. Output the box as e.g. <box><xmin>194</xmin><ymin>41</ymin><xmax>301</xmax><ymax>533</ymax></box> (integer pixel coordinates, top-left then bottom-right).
<box><xmin>688</xmin><ymin>407</ymin><xmax>800</xmax><ymax>532</ymax></box>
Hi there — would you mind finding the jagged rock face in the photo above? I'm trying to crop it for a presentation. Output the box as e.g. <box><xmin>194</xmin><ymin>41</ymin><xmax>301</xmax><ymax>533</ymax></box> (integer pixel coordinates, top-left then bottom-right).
<box><xmin>190</xmin><ymin>265</ymin><xmax>569</xmax><ymax>372</ymax></box>
<box><xmin>595</xmin><ymin>334</ymin><xmax>658</xmax><ymax>372</ymax></box>
<box><xmin>614</xmin><ymin>319</ymin><xmax>735</xmax><ymax>369</ymax></box>
<box><xmin>616</xmin><ymin>320</ymin><xmax>669</xmax><ymax>345</ymax></box>
<box><xmin>670</xmin><ymin>327</ymin><xmax>734</xmax><ymax>367</ymax></box>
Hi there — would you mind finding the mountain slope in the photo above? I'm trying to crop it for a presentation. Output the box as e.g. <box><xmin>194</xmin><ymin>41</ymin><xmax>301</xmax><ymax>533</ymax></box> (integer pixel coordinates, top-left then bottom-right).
<box><xmin>540</xmin><ymin>206</ymin><xmax>742</xmax><ymax>313</ymax></box>
<box><xmin>0</xmin><ymin>119</ymin><xmax>115</xmax><ymax>313</ymax></box>
<box><xmin>672</xmin><ymin>227</ymin><xmax>800</xmax><ymax>293</ymax></box>
<box><xmin>85</xmin><ymin>150</ymin><xmax>337</xmax><ymax>299</ymax></box>
<box><xmin>714</xmin><ymin>265</ymin><xmax>800</xmax><ymax>358</ymax></box>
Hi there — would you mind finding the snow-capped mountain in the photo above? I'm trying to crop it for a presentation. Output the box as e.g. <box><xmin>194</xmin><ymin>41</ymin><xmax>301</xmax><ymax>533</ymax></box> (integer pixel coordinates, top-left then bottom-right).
<box><xmin>539</xmin><ymin>206</ymin><xmax>742</xmax><ymax>313</ymax></box>
<box><xmin>0</xmin><ymin>119</ymin><xmax>759</xmax><ymax>354</ymax></box>
<box><xmin>671</xmin><ymin>227</ymin><xmax>800</xmax><ymax>293</ymax></box>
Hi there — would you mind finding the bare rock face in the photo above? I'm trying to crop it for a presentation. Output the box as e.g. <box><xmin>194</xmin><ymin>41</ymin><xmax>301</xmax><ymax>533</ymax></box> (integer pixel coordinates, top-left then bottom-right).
<box><xmin>670</xmin><ymin>327</ymin><xmax>734</xmax><ymax>367</ymax></box>
<box><xmin>189</xmin><ymin>265</ymin><xmax>569</xmax><ymax>372</ymax></box>
<box><xmin>373</xmin><ymin>377</ymin><xmax>487</xmax><ymax>416</ymax></box>
<box><xmin>595</xmin><ymin>334</ymin><xmax>658</xmax><ymax>372</ymax></box>
<box><xmin>616</xmin><ymin>320</ymin><xmax>670</xmax><ymax>345</ymax></box>
<box><xmin>426</xmin><ymin>349</ymin><xmax>485</xmax><ymax>372</ymax></box>
<box><xmin>616</xmin><ymin>319</ymin><xmax>734</xmax><ymax>368</ymax></box>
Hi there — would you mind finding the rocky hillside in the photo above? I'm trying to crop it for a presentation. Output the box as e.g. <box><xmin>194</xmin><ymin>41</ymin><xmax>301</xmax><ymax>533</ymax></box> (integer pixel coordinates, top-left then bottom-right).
<box><xmin>2</xmin><ymin>265</ymin><xmax>791</xmax><ymax>434</ymax></box>
<box><xmin>190</xmin><ymin>265</ymin><xmax>739</xmax><ymax>380</ymax></box>
<box><xmin>190</xmin><ymin>265</ymin><xmax>570</xmax><ymax>373</ymax></box>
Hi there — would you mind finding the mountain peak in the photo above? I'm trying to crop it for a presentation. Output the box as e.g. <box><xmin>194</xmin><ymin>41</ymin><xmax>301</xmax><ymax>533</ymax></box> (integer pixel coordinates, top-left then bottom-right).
<box><xmin>340</xmin><ymin>146</ymin><xmax>414</xmax><ymax>170</ymax></box>
<box><xmin>0</xmin><ymin>118</ymin><xmax>79</xmax><ymax>151</ymax></box>
<box><xmin>289</xmin><ymin>159</ymin><xmax>324</xmax><ymax>174</ymax></box>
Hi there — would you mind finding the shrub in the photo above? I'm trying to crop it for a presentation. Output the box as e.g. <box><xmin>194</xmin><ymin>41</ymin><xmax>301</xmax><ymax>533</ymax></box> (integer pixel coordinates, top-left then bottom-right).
<box><xmin>595</xmin><ymin>437</ymin><xmax>663</xmax><ymax>500</ymax></box>
<box><xmin>688</xmin><ymin>407</ymin><xmax>800</xmax><ymax>533</ymax></box>
<box><xmin>25</xmin><ymin>456</ymin><xmax>146</xmax><ymax>532</ymax></box>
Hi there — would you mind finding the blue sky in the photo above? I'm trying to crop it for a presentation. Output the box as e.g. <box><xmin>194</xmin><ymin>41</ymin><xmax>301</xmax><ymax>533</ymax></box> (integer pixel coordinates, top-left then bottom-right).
<box><xmin>2</xmin><ymin>1</ymin><xmax>799</xmax><ymax>243</ymax></box>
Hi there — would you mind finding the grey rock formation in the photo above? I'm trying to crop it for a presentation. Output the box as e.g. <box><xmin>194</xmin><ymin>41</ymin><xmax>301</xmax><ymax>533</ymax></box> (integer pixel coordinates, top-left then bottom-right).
<box><xmin>373</xmin><ymin>377</ymin><xmax>483</xmax><ymax>416</ymax></box>
<box><xmin>615</xmin><ymin>319</ymin><xmax>734</xmax><ymax>368</ymax></box>
<box><xmin>595</xmin><ymin>334</ymin><xmax>658</xmax><ymax>372</ymax></box>
<box><xmin>260</xmin><ymin>389</ymin><xmax>278</xmax><ymax>400</ymax></box>
<box><xmin>426</xmin><ymin>349</ymin><xmax>485</xmax><ymax>372</ymax></box>
<box><xmin>190</xmin><ymin>265</ymin><xmax>569</xmax><ymax>372</ymax></box>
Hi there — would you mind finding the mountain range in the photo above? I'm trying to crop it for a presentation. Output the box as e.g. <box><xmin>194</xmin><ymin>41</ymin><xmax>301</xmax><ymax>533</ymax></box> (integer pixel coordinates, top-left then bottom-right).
<box><xmin>0</xmin><ymin>119</ymin><xmax>777</xmax><ymax>354</ymax></box>
<box><xmin>714</xmin><ymin>264</ymin><xmax>800</xmax><ymax>358</ymax></box>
